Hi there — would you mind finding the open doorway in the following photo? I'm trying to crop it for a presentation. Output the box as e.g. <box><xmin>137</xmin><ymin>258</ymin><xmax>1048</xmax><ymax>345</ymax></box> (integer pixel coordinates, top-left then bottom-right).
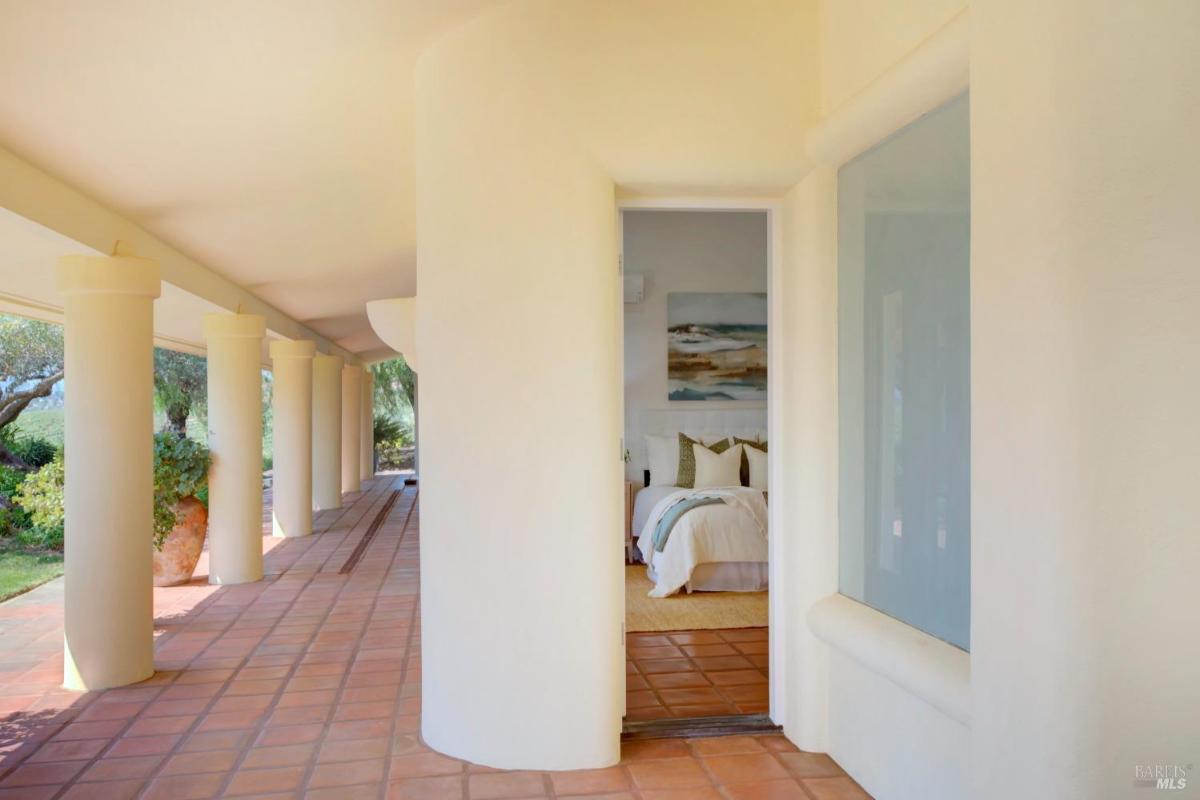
<box><xmin>619</xmin><ymin>206</ymin><xmax>775</xmax><ymax>735</ymax></box>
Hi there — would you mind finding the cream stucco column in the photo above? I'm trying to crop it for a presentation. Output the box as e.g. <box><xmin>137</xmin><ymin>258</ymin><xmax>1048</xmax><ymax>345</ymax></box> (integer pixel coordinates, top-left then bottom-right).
<box><xmin>270</xmin><ymin>340</ymin><xmax>315</xmax><ymax>537</ymax></box>
<box><xmin>359</xmin><ymin>369</ymin><xmax>374</xmax><ymax>482</ymax></box>
<box><xmin>57</xmin><ymin>245</ymin><xmax>159</xmax><ymax>691</ymax></box>
<box><xmin>415</xmin><ymin>20</ymin><xmax>621</xmax><ymax>770</ymax></box>
<box><xmin>340</xmin><ymin>364</ymin><xmax>362</xmax><ymax>494</ymax></box>
<box><xmin>311</xmin><ymin>353</ymin><xmax>343</xmax><ymax>510</ymax></box>
<box><xmin>203</xmin><ymin>313</ymin><xmax>266</xmax><ymax>585</ymax></box>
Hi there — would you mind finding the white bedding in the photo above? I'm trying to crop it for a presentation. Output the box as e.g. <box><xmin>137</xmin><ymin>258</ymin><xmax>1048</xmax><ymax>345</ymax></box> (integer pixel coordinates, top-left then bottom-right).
<box><xmin>636</xmin><ymin>486</ymin><xmax>768</xmax><ymax>597</ymax></box>
<box><xmin>632</xmin><ymin>484</ymin><xmax>680</xmax><ymax>538</ymax></box>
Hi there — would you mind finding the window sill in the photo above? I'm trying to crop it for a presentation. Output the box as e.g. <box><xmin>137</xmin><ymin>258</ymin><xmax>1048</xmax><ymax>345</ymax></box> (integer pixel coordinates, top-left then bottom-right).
<box><xmin>807</xmin><ymin>593</ymin><xmax>971</xmax><ymax>727</ymax></box>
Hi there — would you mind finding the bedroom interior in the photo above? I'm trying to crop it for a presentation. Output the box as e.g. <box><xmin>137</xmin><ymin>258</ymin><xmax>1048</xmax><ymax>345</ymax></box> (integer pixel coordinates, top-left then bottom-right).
<box><xmin>621</xmin><ymin>208</ymin><xmax>773</xmax><ymax>727</ymax></box>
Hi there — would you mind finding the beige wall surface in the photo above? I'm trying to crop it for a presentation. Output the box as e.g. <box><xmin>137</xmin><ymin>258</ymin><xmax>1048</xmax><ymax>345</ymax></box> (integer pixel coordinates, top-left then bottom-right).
<box><xmin>970</xmin><ymin>1</ymin><xmax>1200</xmax><ymax>797</ymax></box>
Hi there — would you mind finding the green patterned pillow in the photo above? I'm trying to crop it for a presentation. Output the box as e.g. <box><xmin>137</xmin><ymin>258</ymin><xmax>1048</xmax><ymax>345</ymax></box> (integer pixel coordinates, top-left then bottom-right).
<box><xmin>675</xmin><ymin>433</ymin><xmax>699</xmax><ymax>488</ymax></box>
<box><xmin>676</xmin><ymin>433</ymin><xmax>732</xmax><ymax>488</ymax></box>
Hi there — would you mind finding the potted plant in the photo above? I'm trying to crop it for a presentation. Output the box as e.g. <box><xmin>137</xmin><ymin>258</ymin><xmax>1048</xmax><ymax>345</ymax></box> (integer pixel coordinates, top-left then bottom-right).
<box><xmin>152</xmin><ymin>431</ymin><xmax>211</xmax><ymax>587</ymax></box>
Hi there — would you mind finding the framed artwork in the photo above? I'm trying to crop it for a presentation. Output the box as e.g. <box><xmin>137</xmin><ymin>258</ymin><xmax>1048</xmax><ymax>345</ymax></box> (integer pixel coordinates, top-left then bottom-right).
<box><xmin>667</xmin><ymin>292</ymin><xmax>767</xmax><ymax>401</ymax></box>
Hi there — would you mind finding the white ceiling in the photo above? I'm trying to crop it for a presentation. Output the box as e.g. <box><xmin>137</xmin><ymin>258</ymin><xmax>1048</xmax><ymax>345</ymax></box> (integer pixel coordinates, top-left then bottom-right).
<box><xmin>0</xmin><ymin>0</ymin><xmax>504</xmax><ymax>355</ymax></box>
<box><xmin>0</xmin><ymin>0</ymin><xmax>821</xmax><ymax>355</ymax></box>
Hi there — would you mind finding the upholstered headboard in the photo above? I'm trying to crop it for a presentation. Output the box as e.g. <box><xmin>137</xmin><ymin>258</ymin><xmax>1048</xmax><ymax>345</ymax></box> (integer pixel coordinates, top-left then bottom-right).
<box><xmin>625</xmin><ymin>407</ymin><xmax>767</xmax><ymax>481</ymax></box>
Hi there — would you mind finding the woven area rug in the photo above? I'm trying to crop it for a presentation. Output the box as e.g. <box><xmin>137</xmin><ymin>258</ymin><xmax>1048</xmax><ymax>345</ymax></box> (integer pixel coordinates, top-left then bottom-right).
<box><xmin>624</xmin><ymin>565</ymin><xmax>768</xmax><ymax>632</ymax></box>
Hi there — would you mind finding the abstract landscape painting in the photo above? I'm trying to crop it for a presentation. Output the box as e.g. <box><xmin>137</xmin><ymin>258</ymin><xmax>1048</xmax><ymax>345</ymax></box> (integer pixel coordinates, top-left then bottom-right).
<box><xmin>667</xmin><ymin>292</ymin><xmax>767</xmax><ymax>401</ymax></box>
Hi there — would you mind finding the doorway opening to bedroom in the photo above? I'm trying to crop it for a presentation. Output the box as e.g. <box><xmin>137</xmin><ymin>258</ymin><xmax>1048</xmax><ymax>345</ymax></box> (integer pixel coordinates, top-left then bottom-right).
<box><xmin>620</xmin><ymin>206</ymin><xmax>774</xmax><ymax>734</ymax></box>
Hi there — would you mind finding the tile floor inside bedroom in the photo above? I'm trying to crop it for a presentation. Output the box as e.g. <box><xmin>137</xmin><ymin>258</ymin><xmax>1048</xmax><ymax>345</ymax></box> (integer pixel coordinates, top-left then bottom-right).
<box><xmin>626</xmin><ymin>628</ymin><xmax>770</xmax><ymax>721</ymax></box>
<box><xmin>0</xmin><ymin>477</ymin><xmax>870</xmax><ymax>799</ymax></box>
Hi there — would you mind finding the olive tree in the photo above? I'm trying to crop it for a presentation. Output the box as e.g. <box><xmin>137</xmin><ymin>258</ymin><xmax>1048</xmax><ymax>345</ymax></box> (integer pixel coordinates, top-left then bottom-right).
<box><xmin>0</xmin><ymin>315</ymin><xmax>64</xmax><ymax>468</ymax></box>
<box><xmin>371</xmin><ymin>358</ymin><xmax>415</xmax><ymax>417</ymax></box>
<box><xmin>153</xmin><ymin>349</ymin><xmax>207</xmax><ymax>438</ymax></box>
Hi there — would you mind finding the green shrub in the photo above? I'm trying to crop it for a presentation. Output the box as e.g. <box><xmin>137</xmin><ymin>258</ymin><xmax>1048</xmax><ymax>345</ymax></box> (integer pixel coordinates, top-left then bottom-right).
<box><xmin>0</xmin><ymin>507</ymin><xmax>26</xmax><ymax>538</ymax></box>
<box><xmin>8</xmin><ymin>434</ymin><xmax>212</xmax><ymax>552</ymax></box>
<box><xmin>153</xmin><ymin>432</ymin><xmax>211</xmax><ymax>550</ymax></box>
<box><xmin>0</xmin><ymin>464</ymin><xmax>25</xmax><ymax>498</ymax></box>
<box><xmin>0</xmin><ymin>465</ymin><xmax>30</xmax><ymax>536</ymax></box>
<box><xmin>14</xmin><ymin>457</ymin><xmax>64</xmax><ymax>550</ymax></box>
<box><xmin>15</xmin><ymin>520</ymin><xmax>62</xmax><ymax>550</ymax></box>
<box><xmin>11</xmin><ymin>435</ymin><xmax>57</xmax><ymax>469</ymax></box>
<box><xmin>373</xmin><ymin>415</ymin><xmax>410</xmax><ymax>446</ymax></box>
<box><xmin>373</xmin><ymin>414</ymin><xmax>414</xmax><ymax>471</ymax></box>
<box><xmin>0</xmin><ymin>427</ymin><xmax>58</xmax><ymax>470</ymax></box>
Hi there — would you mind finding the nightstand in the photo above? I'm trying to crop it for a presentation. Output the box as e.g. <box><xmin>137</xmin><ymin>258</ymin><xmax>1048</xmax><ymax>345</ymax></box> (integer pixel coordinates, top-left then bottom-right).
<box><xmin>624</xmin><ymin>480</ymin><xmax>640</xmax><ymax>563</ymax></box>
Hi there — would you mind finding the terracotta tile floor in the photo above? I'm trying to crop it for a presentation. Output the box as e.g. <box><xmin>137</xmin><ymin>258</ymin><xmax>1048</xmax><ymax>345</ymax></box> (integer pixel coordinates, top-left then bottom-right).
<box><xmin>0</xmin><ymin>475</ymin><xmax>871</xmax><ymax>799</ymax></box>
<box><xmin>626</xmin><ymin>629</ymin><xmax>770</xmax><ymax>720</ymax></box>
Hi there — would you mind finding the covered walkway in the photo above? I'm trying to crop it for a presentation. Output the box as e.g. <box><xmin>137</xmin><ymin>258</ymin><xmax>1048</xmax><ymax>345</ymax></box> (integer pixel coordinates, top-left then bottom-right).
<box><xmin>0</xmin><ymin>476</ymin><xmax>865</xmax><ymax>799</ymax></box>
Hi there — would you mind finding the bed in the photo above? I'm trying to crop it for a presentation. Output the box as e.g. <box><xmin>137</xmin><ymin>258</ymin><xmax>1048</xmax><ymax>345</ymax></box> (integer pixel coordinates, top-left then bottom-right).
<box><xmin>633</xmin><ymin>484</ymin><xmax>769</xmax><ymax>597</ymax></box>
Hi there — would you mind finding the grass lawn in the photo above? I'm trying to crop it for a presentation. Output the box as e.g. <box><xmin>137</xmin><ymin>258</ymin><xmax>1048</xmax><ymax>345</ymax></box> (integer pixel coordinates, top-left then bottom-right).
<box><xmin>14</xmin><ymin>408</ymin><xmax>209</xmax><ymax>447</ymax></box>
<box><xmin>10</xmin><ymin>408</ymin><xmax>65</xmax><ymax>447</ymax></box>
<box><xmin>0</xmin><ymin>543</ymin><xmax>64</xmax><ymax>602</ymax></box>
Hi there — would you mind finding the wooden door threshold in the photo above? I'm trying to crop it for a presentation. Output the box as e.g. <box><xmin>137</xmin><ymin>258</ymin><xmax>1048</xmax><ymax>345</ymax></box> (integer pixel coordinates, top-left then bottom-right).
<box><xmin>622</xmin><ymin>714</ymin><xmax>780</xmax><ymax>741</ymax></box>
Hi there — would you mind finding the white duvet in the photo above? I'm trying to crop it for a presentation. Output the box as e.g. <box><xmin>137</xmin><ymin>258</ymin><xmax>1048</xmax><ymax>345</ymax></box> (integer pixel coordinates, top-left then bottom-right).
<box><xmin>636</xmin><ymin>486</ymin><xmax>768</xmax><ymax>597</ymax></box>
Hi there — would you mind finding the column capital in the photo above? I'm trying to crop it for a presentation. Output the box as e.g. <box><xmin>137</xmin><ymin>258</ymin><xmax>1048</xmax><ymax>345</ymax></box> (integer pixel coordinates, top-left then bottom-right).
<box><xmin>203</xmin><ymin>313</ymin><xmax>266</xmax><ymax>339</ymax></box>
<box><xmin>342</xmin><ymin>363</ymin><xmax>363</xmax><ymax>376</ymax></box>
<box><xmin>270</xmin><ymin>339</ymin><xmax>317</xmax><ymax>360</ymax></box>
<box><xmin>314</xmin><ymin>352</ymin><xmax>344</xmax><ymax>370</ymax></box>
<box><xmin>57</xmin><ymin>253</ymin><xmax>160</xmax><ymax>299</ymax></box>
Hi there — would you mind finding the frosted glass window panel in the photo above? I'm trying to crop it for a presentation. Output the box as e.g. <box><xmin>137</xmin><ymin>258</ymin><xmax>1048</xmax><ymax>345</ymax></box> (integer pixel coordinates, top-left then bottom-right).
<box><xmin>837</xmin><ymin>94</ymin><xmax>971</xmax><ymax>650</ymax></box>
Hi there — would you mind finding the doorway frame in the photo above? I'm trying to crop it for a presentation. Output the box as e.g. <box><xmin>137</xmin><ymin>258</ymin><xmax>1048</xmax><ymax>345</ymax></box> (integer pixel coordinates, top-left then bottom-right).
<box><xmin>616</xmin><ymin>194</ymin><xmax>788</xmax><ymax>727</ymax></box>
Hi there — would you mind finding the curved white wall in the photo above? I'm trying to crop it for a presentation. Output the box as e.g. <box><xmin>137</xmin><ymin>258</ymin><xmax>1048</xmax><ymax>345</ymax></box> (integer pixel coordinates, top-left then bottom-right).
<box><xmin>414</xmin><ymin>7</ymin><xmax>622</xmax><ymax>770</ymax></box>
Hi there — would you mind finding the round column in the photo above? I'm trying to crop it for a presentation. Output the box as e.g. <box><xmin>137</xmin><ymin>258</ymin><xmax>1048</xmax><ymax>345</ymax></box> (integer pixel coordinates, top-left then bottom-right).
<box><xmin>340</xmin><ymin>364</ymin><xmax>362</xmax><ymax>494</ymax></box>
<box><xmin>203</xmin><ymin>313</ymin><xmax>266</xmax><ymax>585</ymax></box>
<box><xmin>312</xmin><ymin>353</ymin><xmax>343</xmax><ymax>510</ymax></box>
<box><xmin>359</xmin><ymin>370</ymin><xmax>374</xmax><ymax>482</ymax></box>
<box><xmin>269</xmin><ymin>339</ymin><xmax>315</xmax><ymax>537</ymax></box>
<box><xmin>57</xmin><ymin>246</ymin><xmax>159</xmax><ymax>691</ymax></box>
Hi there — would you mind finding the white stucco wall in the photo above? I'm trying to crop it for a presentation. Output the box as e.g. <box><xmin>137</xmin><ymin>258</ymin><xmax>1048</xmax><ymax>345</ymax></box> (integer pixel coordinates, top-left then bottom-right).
<box><xmin>829</xmin><ymin>653</ymin><xmax>969</xmax><ymax>797</ymax></box>
<box><xmin>776</xmin><ymin>9</ymin><xmax>973</xmax><ymax>799</ymax></box>
<box><xmin>782</xmin><ymin>4</ymin><xmax>1200</xmax><ymax>799</ymax></box>
<box><xmin>970</xmin><ymin>1</ymin><xmax>1200</xmax><ymax>797</ymax></box>
<box><xmin>414</xmin><ymin>7</ymin><xmax>623</xmax><ymax>771</ymax></box>
<box><xmin>776</xmin><ymin>170</ymin><xmax>838</xmax><ymax>752</ymax></box>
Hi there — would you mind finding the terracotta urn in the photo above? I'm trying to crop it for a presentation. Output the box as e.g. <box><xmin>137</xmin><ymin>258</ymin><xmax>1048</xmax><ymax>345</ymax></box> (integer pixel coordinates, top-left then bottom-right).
<box><xmin>152</xmin><ymin>496</ymin><xmax>208</xmax><ymax>587</ymax></box>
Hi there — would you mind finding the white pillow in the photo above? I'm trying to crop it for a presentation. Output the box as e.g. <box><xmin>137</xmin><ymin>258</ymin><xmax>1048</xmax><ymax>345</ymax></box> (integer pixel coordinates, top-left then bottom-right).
<box><xmin>692</xmin><ymin>443</ymin><xmax>743</xmax><ymax>489</ymax></box>
<box><xmin>745</xmin><ymin>444</ymin><xmax>768</xmax><ymax>491</ymax></box>
<box><xmin>645</xmin><ymin>434</ymin><xmax>679</xmax><ymax>486</ymax></box>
